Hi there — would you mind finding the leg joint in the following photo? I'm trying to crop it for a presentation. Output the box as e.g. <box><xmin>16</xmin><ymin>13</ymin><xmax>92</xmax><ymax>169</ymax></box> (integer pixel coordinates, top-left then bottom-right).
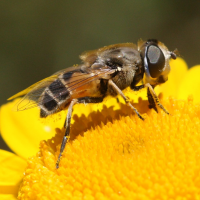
<box><xmin>78</xmin><ymin>96</ymin><xmax>104</xmax><ymax>104</ymax></box>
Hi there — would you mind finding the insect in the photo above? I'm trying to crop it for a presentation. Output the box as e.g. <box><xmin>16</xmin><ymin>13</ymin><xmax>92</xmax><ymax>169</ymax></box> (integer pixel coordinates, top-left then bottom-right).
<box><xmin>9</xmin><ymin>39</ymin><xmax>177</xmax><ymax>168</ymax></box>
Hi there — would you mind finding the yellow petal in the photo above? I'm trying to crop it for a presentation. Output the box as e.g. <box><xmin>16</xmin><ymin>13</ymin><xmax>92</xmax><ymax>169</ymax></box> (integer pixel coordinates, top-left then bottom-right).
<box><xmin>178</xmin><ymin>65</ymin><xmax>200</xmax><ymax>103</ymax></box>
<box><xmin>0</xmin><ymin>100</ymin><xmax>57</xmax><ymax>159</ymax></box>
<box><xmin>18</xmin><ymin>97</ymin><xmax>200</xmax><ymax>199</ymax></box>
<box><xmin>155</xmin><ymin>57</ymin><xmax>188</xmax><ymax>98</ymax></box>
<box><xmin>0</xmin><ymin>194</ymin><xmax>18</xmax><ymax>200</ymax></box>
<box><xmin>0</xmin><ymin>150</ymin><xmax>26</xmax><ymax>199</ymax></box>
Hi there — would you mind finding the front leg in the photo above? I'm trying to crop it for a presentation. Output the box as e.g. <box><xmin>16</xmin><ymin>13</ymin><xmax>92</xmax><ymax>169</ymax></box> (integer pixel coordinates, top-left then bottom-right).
<box><xmin>131</xmin><ymin>83</ymin><xmax>169</xmax><ymax>114</ymax></box>
<box><xmin>132</xmin><ymin>84</ymin><xmax>157</xmax><ymax>111</ymax></box>
<box><xmin>132</xmin><ymin>85</ymin><xmax>145</xmax><ymax>91</ymax></box>
<box><xmin>145</xmin><ymin>83</ymin><xmax>169</xmax><ymax>114</ymax></box>
<box><xmin>147</xmin><ymin>87</ymin><xmax>158</xmax><ymax>113</ymax></box>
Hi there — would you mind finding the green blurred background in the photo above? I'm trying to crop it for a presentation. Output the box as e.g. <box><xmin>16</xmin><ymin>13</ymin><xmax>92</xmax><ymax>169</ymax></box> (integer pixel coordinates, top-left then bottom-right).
<box><xmin>1</xmin><ymin>1</ymin><xmax>200</xmax><ymax>151</ymax></box>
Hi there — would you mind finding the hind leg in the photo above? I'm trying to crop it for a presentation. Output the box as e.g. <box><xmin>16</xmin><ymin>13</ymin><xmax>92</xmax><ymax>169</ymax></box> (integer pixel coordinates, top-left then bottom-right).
<box><xmin>56</xmin><ymin>97</ymin><xmax>104</xmax><ymax>169</ymax></box>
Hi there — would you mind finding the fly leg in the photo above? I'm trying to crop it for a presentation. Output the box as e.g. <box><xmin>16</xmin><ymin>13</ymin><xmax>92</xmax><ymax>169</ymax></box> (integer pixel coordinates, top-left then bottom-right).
<box><xmin>108</xmin><ymin>79</ymin><xmax>144</xmax><ymax>120</ymax></box>
<box><xmin>147</xmin><ymin>87</ymin><xmax>158</xmax><ymax>113</ymax></box>
<box><xmin>145</xmin><ymin>83</ymin><xmax>169</xmax><ymax>114</ymax></box>
<box><xmin>56</xmin><ymin>97</ymin><xmax>104</xmax><ymax>169</ymax></box>
<box><xmin>132</xmin><ymin>83</ymin><xmax>169</xmax><ymax>114</ymax></box>
<box><xmin>132</xmin><ymin>84</ymin><xmax>158</xmax><ymax>112</ymax></box>
<box><xmin>56</xmin><ymin>98</ymin><xmax>78</xmax><ymax>169</ymax></box>
<box><xmin>78</xmin><ymin>96</ymin><xmax>104</xmax><ymax>104</ymax></box>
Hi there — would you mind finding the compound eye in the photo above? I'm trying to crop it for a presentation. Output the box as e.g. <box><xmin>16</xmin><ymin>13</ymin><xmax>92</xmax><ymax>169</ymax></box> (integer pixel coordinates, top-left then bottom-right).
<box><xmin>146</xmin><ymin>45</ymin><xmax>165</xmax><ymax>78</ymax></box>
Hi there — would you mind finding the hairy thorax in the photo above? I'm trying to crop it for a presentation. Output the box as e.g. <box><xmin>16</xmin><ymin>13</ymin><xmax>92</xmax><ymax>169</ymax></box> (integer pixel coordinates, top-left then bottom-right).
<box><xmin>108</xmin><ymin>67</ymin><xmax>136</xmax><ymax>96</ymax></box>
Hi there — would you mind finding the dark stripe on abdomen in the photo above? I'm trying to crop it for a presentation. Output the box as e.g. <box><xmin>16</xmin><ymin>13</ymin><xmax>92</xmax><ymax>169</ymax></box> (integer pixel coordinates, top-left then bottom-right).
<box><xmin>63</xmin><ymin>71</ymin><xmax>73</xmax><ymax>81</ymax></box>
<box><xmin>62</xmin><ymin>69</ymin><xmax>86</xmax><ymax>81</ymax></box>
<box><xmin>43</xmin><ymin>92</ymin><xmax>58</xmax><ymax>111</ymax></box>
<box><xmin>49</xmin><ymin>79</ymin><xmax>70</xmax><ymax>101</ymax></box>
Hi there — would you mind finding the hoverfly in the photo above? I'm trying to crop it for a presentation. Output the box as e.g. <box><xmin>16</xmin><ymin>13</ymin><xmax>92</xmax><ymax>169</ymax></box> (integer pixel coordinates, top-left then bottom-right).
<box><xmin>9</xmin><ymin>39</ymin><xmax>177</xmax><ymax>168</ymax></box>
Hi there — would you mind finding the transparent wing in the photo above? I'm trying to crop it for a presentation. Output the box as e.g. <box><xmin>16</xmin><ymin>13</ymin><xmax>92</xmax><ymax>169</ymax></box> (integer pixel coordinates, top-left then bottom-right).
<box><xmin>10</xmin><ymin>65</ymin><xmax>116</xmax><ymax>111</ymax></box>
<box><xmin>8</xmin><ymin>66</ymin><xmax>80</xmax><ymax>101</ymax></box>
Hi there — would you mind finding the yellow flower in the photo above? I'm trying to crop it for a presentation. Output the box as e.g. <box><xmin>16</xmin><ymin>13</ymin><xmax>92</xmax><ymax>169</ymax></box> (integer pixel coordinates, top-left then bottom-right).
<box><xmin>1</xmin><ymin>57</ymin><xmax>200</xmax><ymax>199</ymax></box>
<box><xmin>0</xmin><ymin>150</ymin><xmax>26</xmax><ymax>200</ymax></box>
<box><xmin>155</xmin><ymin>58</ymin><xmax>200</xmax><ymax>103</ymax></box>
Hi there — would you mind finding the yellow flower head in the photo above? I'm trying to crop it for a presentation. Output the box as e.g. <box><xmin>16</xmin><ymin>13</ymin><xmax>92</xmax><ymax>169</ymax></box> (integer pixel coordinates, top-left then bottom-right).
<box><xmin>1</xmin><ymin>57</ymin><xmax>200</xmax><ymax>199</ymax></box>
<box><xmin>18</xmin><ymin>96</ymin><xmax>200</xmax><ymax>200</ymax></box>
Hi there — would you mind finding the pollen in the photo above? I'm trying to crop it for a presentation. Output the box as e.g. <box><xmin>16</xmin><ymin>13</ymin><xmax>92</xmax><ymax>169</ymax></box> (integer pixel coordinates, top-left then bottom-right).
<box><xmin>18</xmin><ymin>96</ymin><xmax>200</xmax><ymax>199</ymax></box>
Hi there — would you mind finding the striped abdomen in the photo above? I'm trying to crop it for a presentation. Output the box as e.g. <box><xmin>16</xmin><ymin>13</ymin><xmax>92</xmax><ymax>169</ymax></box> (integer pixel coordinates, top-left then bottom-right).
<box><xmin>39</xmin><ymin>76</ymin><xmax>71</xmax><ymax>118</ymax></box>
<box><xmin>39</xmin><ymin>69</ymin><xmax>103</xmax><ymax>118</ymax></box>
